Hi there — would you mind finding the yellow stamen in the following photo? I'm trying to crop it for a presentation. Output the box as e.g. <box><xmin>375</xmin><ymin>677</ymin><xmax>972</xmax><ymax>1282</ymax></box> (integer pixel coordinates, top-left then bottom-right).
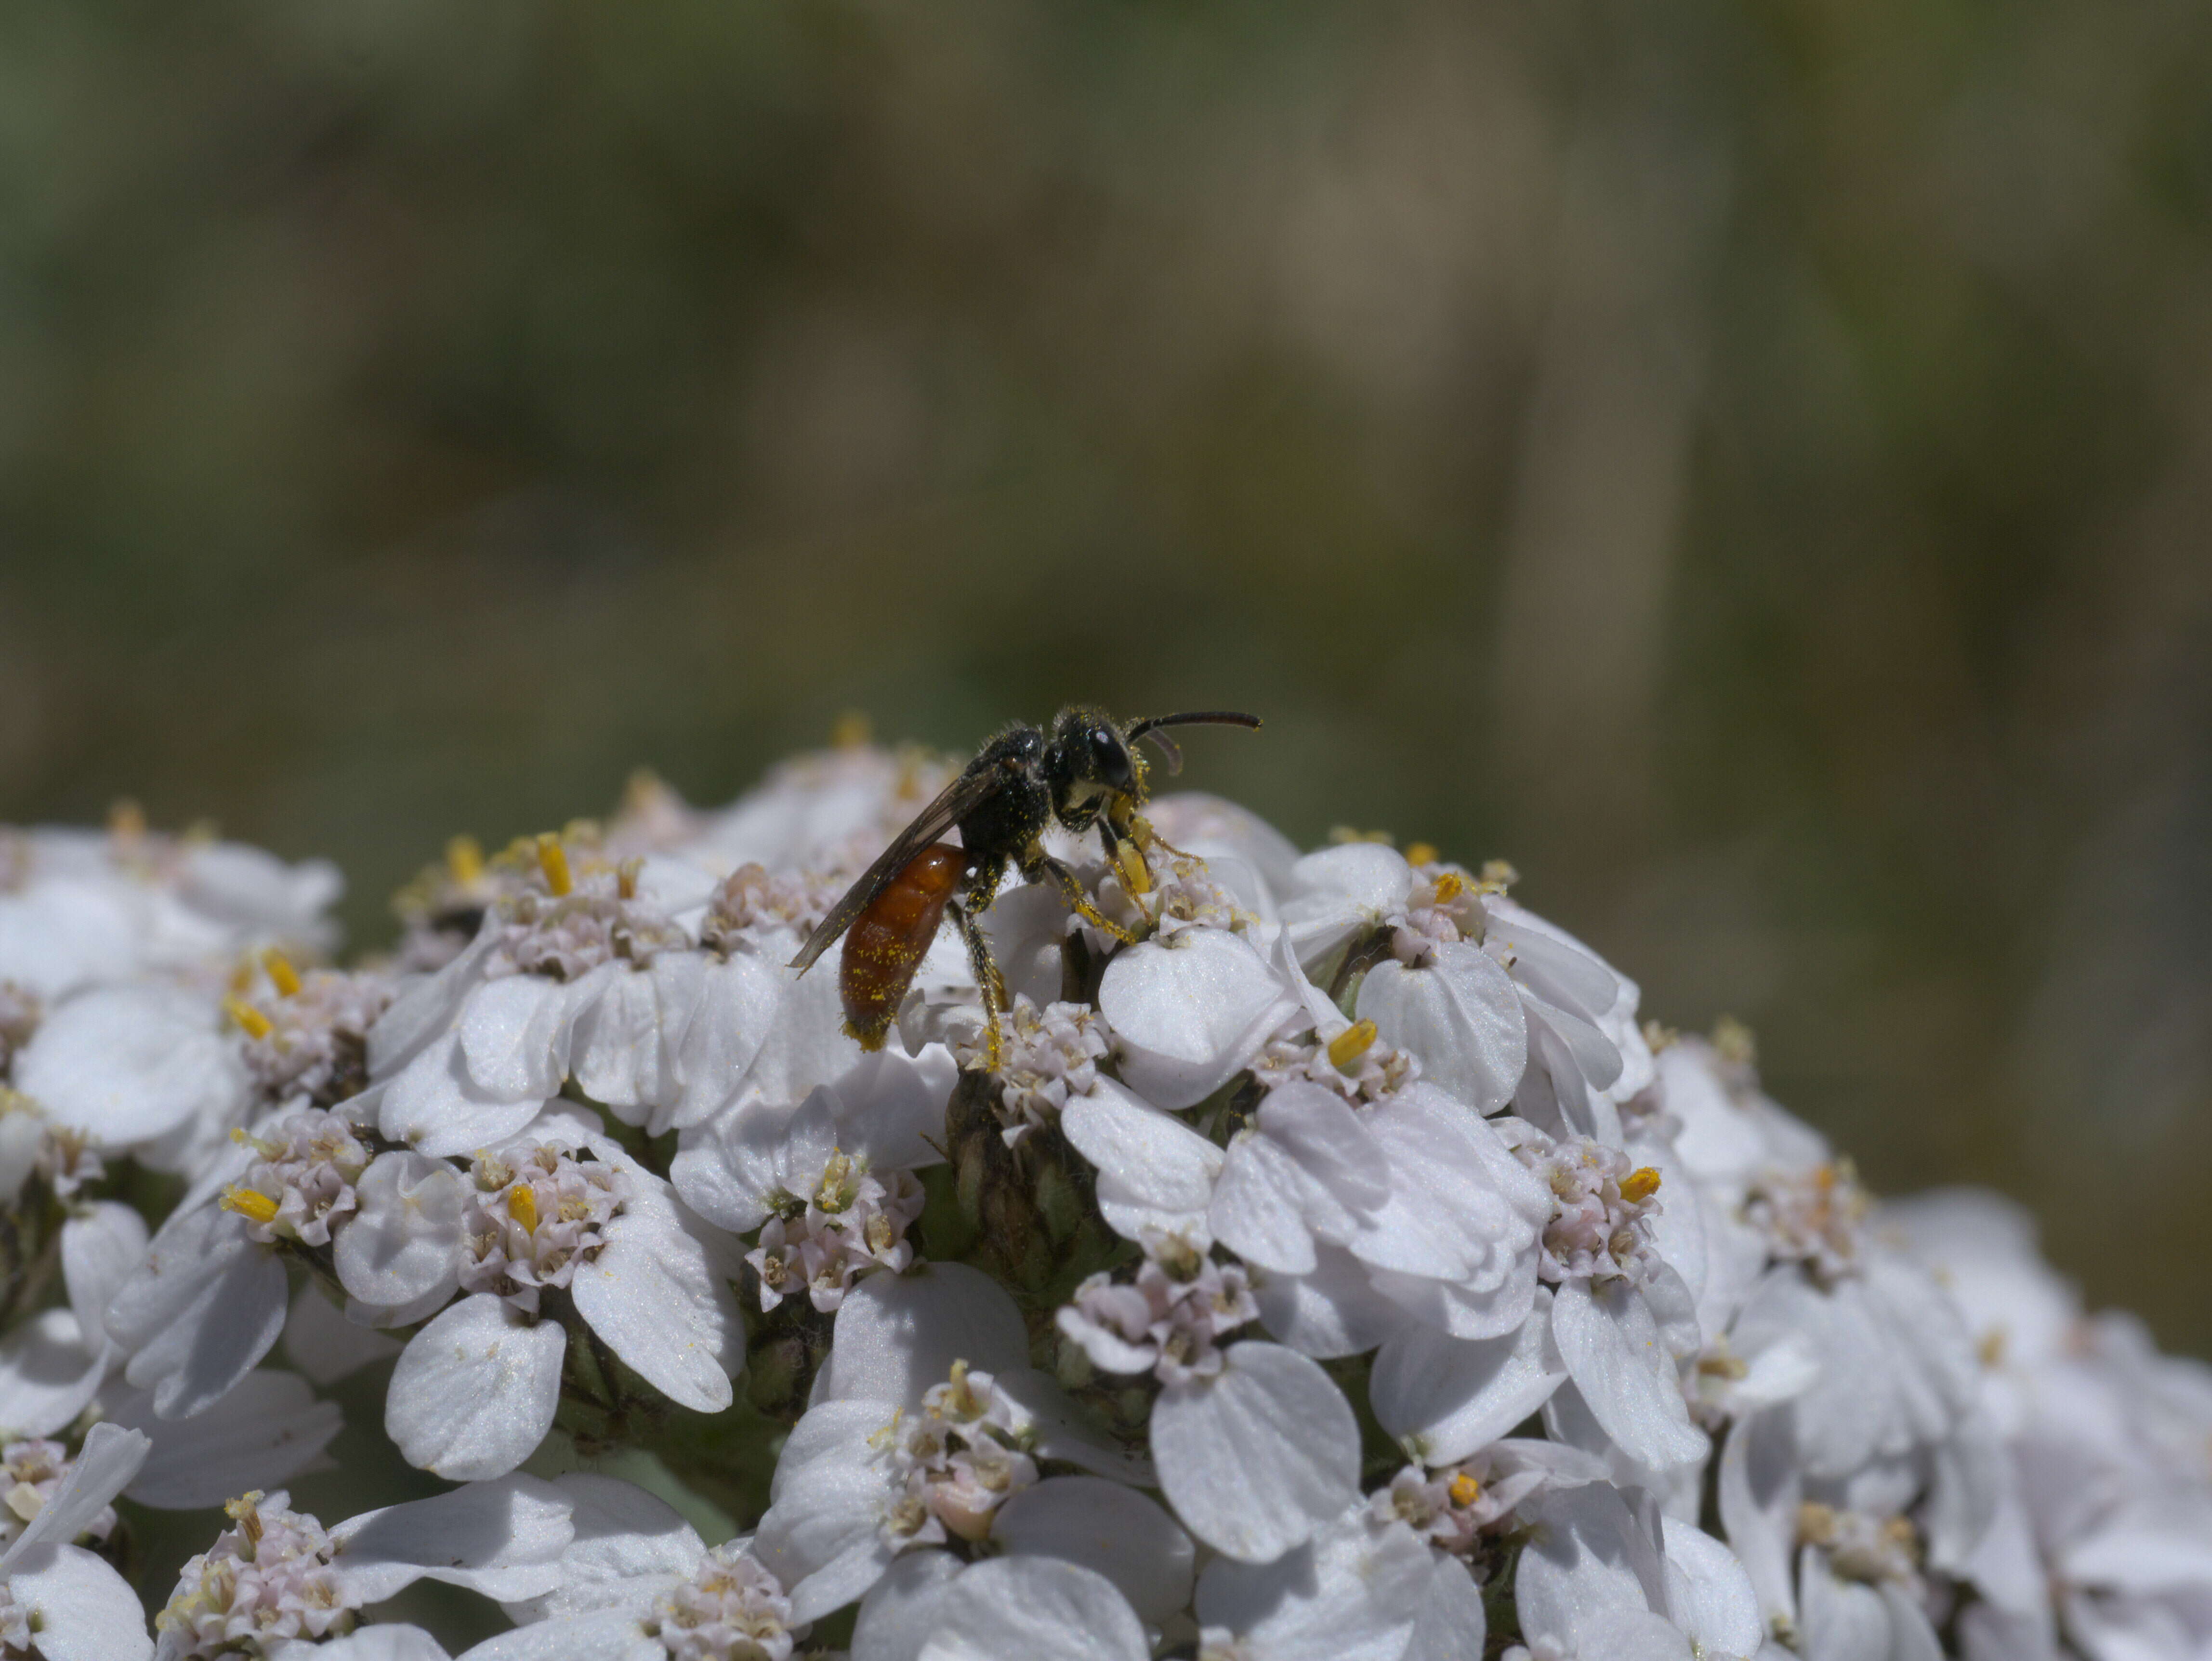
<box><xmin>1478</xmin><ymin>858</ymin><xmax>1519</xmax><ymax>892</ymax></box>
<box><xmin>447</xmin><ymin>834</ymin><xmax>485</xmax><ymax>886</ymax></box>
<box><xmin>1404</xmin><ymin>842</ymin><xmax>1438</xmax><ymax>868</ymax></box>
<box><xmin>535</xmin><ymin>833</ymin><xmax>572</xmax><ymax>897</ymax></box>
<box><xmin>108</xmin><ymin>798</ymin><xmax>146</xmax><ymax>841</ymax></box>
<box><xmin>830</xmin><ymin>710</ymin><xmax>873</xmax><ymax>750</ymax></box>
<box><xmin>224</xmin><ymin>998</ymin><xmax>273</xmax><ymax>1041</ymax></box>
<box><xmin>1327</xmin><ymin>1020</ymin><xmax>1378</xmax><ymax>1070</ymax></box>
<box><xmin>507</xmin><ymin>1186</ymin><xmax>538</xmax><ymax>1234</ymax></box>
<box><xmin>224</xmin><ymin>1491</ymin><xmax>266</xmax><ymax>1552</ymax></box>
<box><xmin>1114</xmin><ymin>838</ymin><xmax>1152</xmax><ymax>898</ymax></box>
<box><xmin>617</xmin><ymin>857</ymin><xmax>641</xmax><ymax>901</ymax></box>
<box><xmin>1713</xmin><ymin>1015</ymin><xmax>1757</xmax><ymax>1069</ymax></box>
<box><xmin>220</xmin><ymin>1186</ymin><xmax>281</xmax><ymax>1226</ymax></box>
<box><xmin>260</xmin><ymin>948</ymin><xmax>302</xmax><ymax>999</ymax></box>
<box><xmin>1431</xmin><ymin>871</ymin><xmax>1465</xmax><ymax>903</ymax></box>
<box><xmin>1621</xmin><ymin>1167</ymin><xmax>1663</xmax><ymax>1204</ymax></box>
<box><xmin>1448</xmin><ymin>1471</ymin><xmax>1482</xmax><ymax>1508</ymax></box>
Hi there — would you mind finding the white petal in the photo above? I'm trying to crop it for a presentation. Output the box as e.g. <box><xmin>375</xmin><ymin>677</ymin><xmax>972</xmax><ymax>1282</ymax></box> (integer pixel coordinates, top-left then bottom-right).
<box><xmin>380</xmin><ymin>1032</ymin><xmax>546</xmax><ymax>1157</ymax></box>
<box><xmin>336</xmin><ymin>1151</ymin><xmax>464</xmax><ymax>1312</ymax></box>
<box><xmin>1098</xmin><ymin>929</ymin><xmax>1300</xmax><ymax>1110</ymax></box>
<box><xmin>732</xmin><ymin>958</ymin><xmax>861</xmax><ymax>1112</ymax></box>
<box><xmin>384</xmin><ymin>1294</ymin><xmax>565</xmax><ymax>1480</ymax></box>
<box><xmin>672</xmin><ymin>953</ymin><xmax>792</xmax><ymax>1125</ymax></box>
<box><xmin>1403</xmin><ymin>1556</ymin><xmax>1487</xmax><ymax>1661</ymax></box>
<box><xmin>460</xmin><ymin>974</ymin><xmax>571</xmax><ymax>1100</ymax></box>
<box><xmin>753</xmin><ymin>1401</ymin><xmax>902</xmax><ymax>1621</ymax></box>
<box><xmin>502</xmin><ymin>1472</ymin><xmax>702</xmax><ymax>1622</ymax></box>
<box><xmin>569</xmin><ymin>1176</ymin><xmax>741</xmax><ymax>1414</ymax></box>
<box><xmin>16</xmin><ymin>983</ymin><xmax>246</xmax><ymax>1146</ymax></box>
<box><xmin>456</xmin><ymin>1609</ymin><xmax>661</xmax><ymax>1661</ymax></box>
<box><xmin>1253</xmin><ymin>1243</ymin><xmax>1412</xmax><ymax>1359</ymax></box>
<box><xmin>817</xmin><ymin>1263</ymin><xmax>1029</xmax><ymax>1410</ymax></box>
<box><xmin>1151</xmin><ymin>1341</ymin><xmax>1359</xmax><ymax>1563</ymax></box>
<box><xmin>116</xmin><ymin>1371</ymin><xmax>340</xmax><ymax>1509</ymax></box>
<box><xmin>331</xmin><ymin>1472</ymin><xmax>573</xmax><ymax>1604</ymax></box>
<box><xmin>1356</xmin><ymin>941</ymin><xmax>1527</xmax><ymax>1115</ymax></box>
<box><xmin>828</xmin><ymin>1044</ymin><xmax>960</xmax><ymax>1171</ymax></box>
<box><xmin>1061</xmin><ymin>1084</ymin><xmax>1223</xmax><ymax>1225</ymax></box>
<box><xmin>1659</xmin><ymin>1516</ymin><xmax>1762</xmax><ymax>1658</ymax></box>
<box><xmin>0</xmin><ymin>880</ymin><xmax>137</xmax><ymax>1002</ymax></box>
<box><xmin>367</xmin><ymin>927</ymin><xmax>495</xmax><ymax>1079</ymax></box>
<box><xmin>853</xmin><ymin>1549</ymin><xmax>965</xmax><ymax>1661</ymax></box>
<box><xmin>1370</xmin><ymin>1292</ymin><xmax>1566</xmax><ymax>1464</ymax></box>
<box><xmin>109</xmin><ymin>1204</ymin><xmax>289</xmax><ymax>1419</ymax></box>
<box><xmin>283</xmin><ymin>1285</ymin><xmax>402</xmax><ymax>1385</ymax></box>
<box><xmin>4</xmin><ymin>1422</ymin><xmax>146</xmax><ymax>1562</ymax></box>
<box><xmin>1278</xmin><ymin>844</ymin><xmax>1412</xmax><ymax>966</ymax></box>
<box><xmin>3</xmin><ymin>1542</ymin><xmax>152</xmax><ymax>1661</ymax></box>
<box><xmin>0</xmin><ymin>1310</ymin><xmax>108</xmax><ymax>1440</ymax></box>
<box><xmin>993</xmin><ymin>1476</ymin><xmax>1193</xmax><ymax>1626</ymax></box>
<box><xmin>1797</xmin><ymin>1546</ymin><xmax>1893</xmax><ymax>1661</ymax></box>
<box><xmin>916</xmin><ymin>1556</ymin><xmax>1149</xmax><ymax>1661</ymax></box>
<box><xmin>61</xmin><ymin>1202</ymin><xmax>147</xmax><ymax>1345</ymax></box>
<box><xmin>1549</xmin><ymin>1279</ymin><xmax>1708</xmax><ymax>1471</ymax></box>
<box><xmin>1210</xmin><ymin>1136</ymin><xmax>1325</xmax><ymax>1274</ymax></box>
<box><xmin>1716</xmin><ymin>1407</ymin><xmax>1800</xmax><ymax>1627</ymax></box>
<box><xmin>1194</xmin><ymin>1509</ymin><xmax>1432</xmax><ymax>1661</ymax></box>
<box><xmin>1514</xmin><ymin>1483</ymin><xmax>1669</xmax><ymax>1649</ymax></box>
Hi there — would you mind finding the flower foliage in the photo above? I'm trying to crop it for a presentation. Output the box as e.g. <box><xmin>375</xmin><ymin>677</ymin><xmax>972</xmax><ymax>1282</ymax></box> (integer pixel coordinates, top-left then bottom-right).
<box><xmin>0</xmin><ymin>751</ymin><xmax>2197</xmax><ymax>1659</ymax></box>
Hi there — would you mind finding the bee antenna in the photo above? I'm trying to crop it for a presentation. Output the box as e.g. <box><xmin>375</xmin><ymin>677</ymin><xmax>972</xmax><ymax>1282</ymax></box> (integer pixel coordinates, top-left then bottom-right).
<box><xmin>1126</xmin><ymin>711</ymin><xmax>1261</xmax><ymax>777</ymax></box>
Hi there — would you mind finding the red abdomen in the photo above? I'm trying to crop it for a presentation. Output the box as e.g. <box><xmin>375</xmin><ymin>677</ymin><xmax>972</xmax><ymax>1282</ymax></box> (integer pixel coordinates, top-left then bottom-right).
<box><xmin>840</xmin><ymin>843</ymin><xmax>966</xmax><ymax>1050</ymax></box>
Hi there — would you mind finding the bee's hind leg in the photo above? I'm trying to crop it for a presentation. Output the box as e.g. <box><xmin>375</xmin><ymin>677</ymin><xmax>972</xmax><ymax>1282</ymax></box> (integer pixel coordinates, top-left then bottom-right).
<box><xmin>948</xmin><ymin>898</ymin><xmax>1009</xmax><ymax>1071</ymax></box>
<box><xmin>1024</xmin><ymin>849</ymin><xmax>1142</xmax><ymax>947</ymax></box>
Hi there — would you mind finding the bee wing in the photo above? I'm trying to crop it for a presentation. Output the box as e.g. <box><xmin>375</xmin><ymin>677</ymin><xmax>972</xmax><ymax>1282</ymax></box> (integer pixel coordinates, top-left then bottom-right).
<box><xmin>787</xmin><ymin>763</ymin><xmax>1001</xmax><ymax>973</ymax></box>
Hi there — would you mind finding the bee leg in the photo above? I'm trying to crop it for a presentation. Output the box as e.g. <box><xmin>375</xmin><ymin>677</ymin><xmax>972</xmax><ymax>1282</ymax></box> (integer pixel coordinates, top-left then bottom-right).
<box><xmin>1024</xmin><ymin>850</ymin><xmax>1141</xmax><ymax>947</ymax></box>
<box><xmin>948</xmin><ymin>899</ymin><xmax>1009</xmax><ymax>1071</ymax></box>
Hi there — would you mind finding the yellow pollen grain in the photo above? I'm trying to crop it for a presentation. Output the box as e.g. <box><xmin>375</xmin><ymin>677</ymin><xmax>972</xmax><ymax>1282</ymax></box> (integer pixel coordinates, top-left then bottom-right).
<box><xmin>1448</xmin><ymin>1472</ymin><xmax>1482</xmax><ymax>1508</ymax></box>
<box><xmin>1404</xmin><ymin>842</ymin><xmax>1438</xmax><ymax>868</ymax></box>
<box><xmin>224</xmin><ymin>997</ymin><xmax>274</xmax><ymax>1041</ymax></box>
<box><xmin>1115</xmin><ymin>838</ymin><xmax>1152</xmax><ymax>897</ymax></box>
<box><xmin>260</xmin><ymin>948</ymin><xmax>302</xmax><ymax>999</ymax></box>
<box><xmin>830</xmin><ymin>710</ymin><xmax>873</xmax><ymax>750</ymax></box>
<box><xmin>1621</xmin><ymin>1167</ymin><xmax>1663</xmax><ymax>1204</ymax></box>
<box><xmin>447</xmin><ymin>834</ymin><xmax>485</xmax><ymax>886</ymax></box>
<box><xmin>220</xmin><ymin>1186</ymin><xmax>281</xmax><ymax>1226</ymax></box>
<box><xmin>1328</xmin><ymin>1020</ymin><xmax>1379</xmax><ymax>1070</ymax></box>
<box><xmin>1431</xmin><ymin>871</ymin><xmax>1465</xmax><ymax>903</ymax></box>
<box><xmin>535</xmin><ymin>833</ymin><xmax>573</xmax><ymax>897</ymax></box>
<box><xmin>108</xmin><ymin>798</ymin><xmax>147</xmax><ymax>841</ymax></box>
<box><xmin>507</xmin><ymin>1186</ymin><xmax>539</xmax><ymax>1234</ymax></box>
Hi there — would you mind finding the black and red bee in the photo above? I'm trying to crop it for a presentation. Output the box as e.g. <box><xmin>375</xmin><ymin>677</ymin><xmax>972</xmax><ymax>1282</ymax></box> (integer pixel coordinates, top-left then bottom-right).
<box><xmin>790</xmin><ymin>705</ymin><xmax>1260</xmax><ymax>1066</ymax></box>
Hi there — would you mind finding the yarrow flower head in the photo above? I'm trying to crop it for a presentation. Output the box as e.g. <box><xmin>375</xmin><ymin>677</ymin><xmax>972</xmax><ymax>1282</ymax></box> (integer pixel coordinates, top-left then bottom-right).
<box><xmin>457</xmin><ymin>1140</ymin><xmax>626</xmax><ymax>1313</ymax></box>
<box><xmin>2</xmin><ymin>725</ymin><xmax>2207</xmax><ymax>1661</ymax></box>
<box><xmin>156</xmin><ymin>1491</ymin><xmax>357</xmax><ymax>1657</ymax></box>
<box><xmin>647</xmin><ymin>1540</ymin><xmax>800</xmax><ymax>1661</ymax></box>
<box><xmin>220</xmin><ymin>1108</ymin><xmax>372</xmax><ymax>1248</ymax></box>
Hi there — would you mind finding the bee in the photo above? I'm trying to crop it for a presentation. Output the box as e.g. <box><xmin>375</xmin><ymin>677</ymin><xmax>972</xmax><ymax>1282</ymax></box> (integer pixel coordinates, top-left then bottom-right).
<box><xmin>790</xmin><ymin>705</ymin><xmax>1261</xmax><ymax>1066</ymax></box>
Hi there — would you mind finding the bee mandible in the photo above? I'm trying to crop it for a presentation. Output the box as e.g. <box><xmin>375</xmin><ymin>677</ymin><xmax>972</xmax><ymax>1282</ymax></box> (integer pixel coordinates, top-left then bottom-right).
<box><xmin>790</xmin><ymin>705</ymin><xmax>1261</xmax><ymax>1068</ymax></box>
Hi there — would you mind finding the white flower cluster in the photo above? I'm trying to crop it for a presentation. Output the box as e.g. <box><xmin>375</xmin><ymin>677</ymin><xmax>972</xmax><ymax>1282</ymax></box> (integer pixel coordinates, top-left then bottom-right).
<box><xmin>0</xmin><ymin>739</ymin><xmax>2199</xmax><ymax>1660</ymax></box>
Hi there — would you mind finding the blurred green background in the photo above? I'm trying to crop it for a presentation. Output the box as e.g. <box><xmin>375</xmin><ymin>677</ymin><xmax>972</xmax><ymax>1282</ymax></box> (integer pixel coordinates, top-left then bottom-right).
<box><xmin>1</xmin><ymin>0</ymin><xmax>2208</xmax><ymax>1357</ymax></box>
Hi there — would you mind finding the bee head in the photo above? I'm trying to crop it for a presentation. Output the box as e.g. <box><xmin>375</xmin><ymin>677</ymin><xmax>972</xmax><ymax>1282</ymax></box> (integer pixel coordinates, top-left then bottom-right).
<box><xmin>1044</xmin><ymin>707</ymin><xmax>1138</xmax><ymax>829</ymax></box>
